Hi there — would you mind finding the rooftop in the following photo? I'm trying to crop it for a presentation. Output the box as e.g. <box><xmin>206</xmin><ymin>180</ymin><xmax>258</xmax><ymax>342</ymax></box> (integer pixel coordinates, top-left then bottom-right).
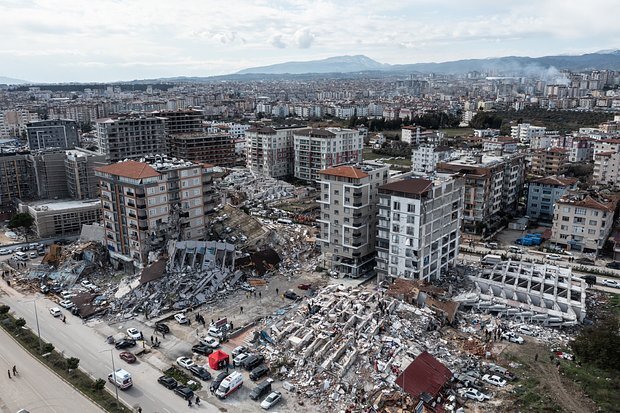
<box><xmin>96</xmin><ymin>160</ymin><xmax>160</xmax><ymax>179</ymax></box>
<box><xmin>319</xmin><ymin>165</ymin><xmax>368</xmax><ymax>179</ymax></box>
<box><xmin>24</xmin><ymin>199</ymin><xmax>101</xmax><ymax>212</ymax></box>
<box><xmin>530</xmin><ymin>176</ymin><xmax>578</xmax><ymax>187</ymax></box>
<box><xmin>379</xmin><ymin>178</ymin><xmax>433</xmax><ymax>196</ymax></box>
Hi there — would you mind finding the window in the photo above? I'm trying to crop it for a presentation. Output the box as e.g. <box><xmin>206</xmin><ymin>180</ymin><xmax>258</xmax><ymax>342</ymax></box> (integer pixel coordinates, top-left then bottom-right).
<box><xmin>393</xmin><ymin>201</ymin><xmax>401</xmax><ymax>210</ymax></box>
<box><xmin>562</xmin><ymin>216</ymin><xmax>569</xmax><ymax>222</ymax></box>
<box><xmin>589</xmin><ymin>220</ymin><xmax>597</xmax><ymax>226</ymax></box>
<box><xmin>575</xmin><ymin>207</ymin><xmax>586</xmax><ymax>215</ymax></box>
<box><xmin>407</xmin><ymin>203</ymin><xmax>415</xmax><ymax>213</ymax></box>
<box><xmin>588</xmin><ymin>229</ymin><xmax>596</xmax><ymax>235</ymax></box>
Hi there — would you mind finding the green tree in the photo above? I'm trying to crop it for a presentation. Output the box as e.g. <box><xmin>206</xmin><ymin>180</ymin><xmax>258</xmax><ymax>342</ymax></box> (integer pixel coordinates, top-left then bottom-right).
<box><xmin>8</xmin><ymin>213</ymin><xmax>33</xmax><ymax>232</ymax></box>
<box><xmin>67</xmin><ymin>357</ymin><xmax>80</xmax><ymax>370</ymax></box>
<box><xmin>571</xmin><ymin>316</ymin><xmax>620</xmax><ymax>372</ymax></box>
<box><xmin>93</xmin><ymin>378</ymin><xmax>106</xmax><ymax>391</ymax></box>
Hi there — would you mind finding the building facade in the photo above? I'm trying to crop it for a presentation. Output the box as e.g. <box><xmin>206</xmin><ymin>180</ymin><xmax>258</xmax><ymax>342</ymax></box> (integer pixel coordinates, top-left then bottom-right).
<box><xmin>167</xmin><ymin>132</ymin><xmax>235</xmax><ymax>167</ymax></box>
<box><xmin>592</xmin><ymin>139</ymin><xmax>620</xmax><ymax>188</ymax></box>
<box><xmin>411</xmin><ymin>144</ymin><xmax>453</xmax><ymax>174</ymax></box>
<box><xmin>246</xmin><ymin>126</ymin><xmax>305</xmax><ymax>178</ymax></box>
<box><xmin>19</xmin><ymin>199</ymin><xmax>101</xmax><ymax>238</ymax></box>
<box><xmin>26</xmin><ymin>119</ymin><xmax>79</xmax><ymax>151</ymax></box>
<box><xmin>511</xmin><ymin>123</ymin><xmax>546</xmax><ymax>143</ymax></box>
<box><xmin>65</xmin><ymin>148</ymin><xmax>107</xmax><ymax>200</ymax></box>
<box><xmin>550</xmin><ymin>192</ymin><xmax>618</xmax><ymax>254</ymax></box>
<box><xmin>530</xmin><ymin>148</ymin><xmax>570</xmax><ymax>176</ymax></box>
<box><xmin>96</xmin><ymin>157</ymin><xmax>212</xmax><ymax>266</ymax></box>
<box><xmin>27</xmin><ymin>150</ymin><xmax>70</xmax><ymax>200</ymax></box>
<box><xmin>0</xmin><ymin>152</ymin><xmax>35</xmax><ymax>211</ymax></box>
<box><xmin>293</xmin><ymin>128</ymin><xmax>363</xmax><ymax>182</ymax></box>
<box><xmin>316</xmin><ymin>164</ymin><xmax>389</xmax><ymax>278</ymax></box>
<box><xmin>96</xmin><ymin>116</ymin><xmax>166</xmax><ymax>162</ymax></box>
<box><xmin>526</xmin><ymin>176</ymin><xmax>578</xmax><ymax>221</ymax></box>
<box><xmin>375</xmin><ymin>175</ymin><xmax>463</xmax><ymax>282</ymax></box>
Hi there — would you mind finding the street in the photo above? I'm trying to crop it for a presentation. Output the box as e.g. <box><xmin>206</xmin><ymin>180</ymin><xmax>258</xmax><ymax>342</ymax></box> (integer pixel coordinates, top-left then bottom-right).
<box><xmin>0</xmin><ymin>326</ymin><xmax>104</xmax><ymax>413</ymax></box>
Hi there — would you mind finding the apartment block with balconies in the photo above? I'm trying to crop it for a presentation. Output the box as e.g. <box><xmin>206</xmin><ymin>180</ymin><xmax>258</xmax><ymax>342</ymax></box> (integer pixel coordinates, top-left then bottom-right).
<box><xmin>375</xmin><ymin>175</ymin><xmax>463</xmax><ymax>282</ymax></box>
<box><xmin>593</xmin><ymin>139</ymin><xmax>620</xmax><ymax>189</ymax></box>
<box><xmin>246</xmin><ymin>125</ymin><xmax>306</xmax><ymax>178</ymax></box>
<box><xmin>316</xmin><ymin>163</ymin><xmax>389</xmax><ymax>278</ymax></box>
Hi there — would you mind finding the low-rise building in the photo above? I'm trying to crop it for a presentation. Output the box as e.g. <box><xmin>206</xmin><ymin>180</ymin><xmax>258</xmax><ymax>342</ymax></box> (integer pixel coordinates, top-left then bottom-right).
<box><xmin>526</xmin><ymin>176</ymin><xmax>578</xmax><ymax>221</ymax></box>
<box><xmin>482</xmin><ymin>137</ymin><xmax>518</xmax><ymax>154</ymax></box>
<box><xmin>550</xmin><ymin>191</ymin><xmax>618</xmax><ymax>254</ymax></box>
<box><xmin>530</xmin><ymin>148</ymin><xmax>569</xmax><ymax>176</ymax></box>
<box><xmin>375</xmin><ymin>174</ymin><xmax>463</xmax><ymax>282</ymax></box>
<box><xmin>411</xmin><ymin>144</ymin><xmax>453</xmax><ymax>174</ymax></box>
<box><xmin>19</xmin><ymin>199</ymin><xmax>101</xmax><ymax>238</ymax></box>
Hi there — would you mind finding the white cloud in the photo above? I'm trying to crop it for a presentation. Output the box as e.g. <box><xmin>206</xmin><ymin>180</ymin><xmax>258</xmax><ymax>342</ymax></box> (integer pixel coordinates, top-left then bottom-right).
<box><xmin>293</xmin><ymin>28</ymin><xmax>315</xmax><ymax>49</ymax></box>
<box><xmin>270</xmin><ymin>34</ymin><xmax>287</xmax><ymax>49</ymax></box>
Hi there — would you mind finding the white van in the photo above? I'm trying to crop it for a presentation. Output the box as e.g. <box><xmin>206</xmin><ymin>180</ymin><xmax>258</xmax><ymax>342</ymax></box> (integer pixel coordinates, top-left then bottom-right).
<box><xmin>108</xmin><ymin>368</ymin><xmax>133</xmax><ymax>389</ymax></box>
<box><xmin>481</xmin><ymin>254</ymin><xmax>502</xmax><ymax>265</ymax></box>
<box><xmin>15</xmin><ymin>251</ymin><xmax>29</xmax><ymax>261</ymax></box>
<box><xmin>215</xmin><ymin>371</ymin><xmax>243</xmax><ymax>399</ymax></box>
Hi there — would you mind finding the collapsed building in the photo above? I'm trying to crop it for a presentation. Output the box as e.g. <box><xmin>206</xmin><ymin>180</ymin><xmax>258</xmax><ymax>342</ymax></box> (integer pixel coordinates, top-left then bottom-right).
<box><xmin>457</xmin><ymin>260</ymin><xmax>586</xmax><ymax>326</ymax></box>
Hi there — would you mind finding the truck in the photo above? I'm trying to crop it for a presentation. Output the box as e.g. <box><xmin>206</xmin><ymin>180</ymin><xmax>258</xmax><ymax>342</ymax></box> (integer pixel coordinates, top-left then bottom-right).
<box><xmin>108</xmin><ymin>368</ymin><xmax>133</xmax><ymax>389</ymax></box>
<box><xmin>481</xmin><ymin>254</ymin><xmax>502</xmax><ymax>265</ymax></box>
<box><xmin>215</xmin><ymin>371</ymin><xmax>243</xmax><ymax>399</ymax></box>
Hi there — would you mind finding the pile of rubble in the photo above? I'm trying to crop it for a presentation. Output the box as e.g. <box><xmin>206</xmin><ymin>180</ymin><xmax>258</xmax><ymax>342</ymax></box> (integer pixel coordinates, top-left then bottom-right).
<box><xmin>217</xmin><ymin>169</ymin><xmax>299</xmax><ymax>204</ymax></box>
<box><xmin>259</xmin><ymin>284</ymin><xmax>486</xmax><ymax>412</ymax></box>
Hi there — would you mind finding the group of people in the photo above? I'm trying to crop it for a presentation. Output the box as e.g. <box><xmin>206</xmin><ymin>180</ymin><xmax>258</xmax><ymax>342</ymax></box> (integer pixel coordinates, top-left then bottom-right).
<box><xmin>187</xmin><ymin>395</ymin><xmax>201</xmax><ymax>407</ymax></box>
<box><xmin>7</xmin><ymin>365</ymin><xmax>18</xmax><ymax>378</ymax></box>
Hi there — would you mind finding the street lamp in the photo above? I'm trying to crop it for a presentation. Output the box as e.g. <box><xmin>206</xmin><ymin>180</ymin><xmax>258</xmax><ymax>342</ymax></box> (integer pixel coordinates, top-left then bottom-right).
<box><xmin>100</xmin><ymin>348</ymin><xmax>120</xmax><ymax>405</ymax></box>
<box><xmin>19</xmin><ymin>296</ymin><xmax>43</xmax><ymax>353</ymax></box>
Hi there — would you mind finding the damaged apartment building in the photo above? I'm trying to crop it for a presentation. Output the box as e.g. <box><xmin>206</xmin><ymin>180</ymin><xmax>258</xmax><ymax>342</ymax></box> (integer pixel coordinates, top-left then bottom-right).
<box><xmin>95</xmin><ymin>155</ymin><xmax>215</xmax><ymax>269</ymax></box>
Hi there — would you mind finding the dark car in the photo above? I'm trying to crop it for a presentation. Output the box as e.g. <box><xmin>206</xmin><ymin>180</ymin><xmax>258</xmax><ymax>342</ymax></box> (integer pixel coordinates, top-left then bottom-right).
<box><xmin>249</xmin><ymin>364</ymin><xmax>269</xmax><ymax>381</ymax></box>
<box><xmin>189</xmin><ymin>365</ymin><xmax>212</xmax><ymax>381</ymax></box>
<box><xmin>174</xmin><ymin>386</ymin><xmax>194</xmax><ymax>400</ymax></box>
<box><xmin>284</xmin><ymin>290</ymin><xmax>300</xmax><ymax>300</ymax></box>
<box><xmin>210</xmin><ymin>371</ymin><xmax>228</xmax><ymax>392</ymax></box>
<box><xmin>157</xmin><ymin>375</ymin><xmax>178</xmax><ymax>389</ymax></box>
<box><xmin>119</xmin><ymin>351</ymin><xmax>136</xmax><ymax>364</ymax></box>
<box><xmin>249</xmin><ymin>378</ymin><xmax>273</xmax><ymax>401</ymax></box>
<box><xmin>576</xmin><ymin>258</ymin><xmax>595</xmax><ymax>265</ymax></box>
<box><xmin>192</xmin><ymin>344</ymin><xmax>213</xmax><ymax>356</ymax></box>
<box><xmin>114</xmin><ymin>339</ymin><xmax>136</xmax><ymax>350</ymax></box>
<box><xmin>606</xmin><ymin>261</ymin><xmax>620</xmax><ymax>269</ymax></box>
<box><xmin>243</xmin><ymin>354</ymin><xmax>265</xmax><ymax>371</ymax></box>
<box><xmin>155</xmin><ymin>323</ymin><xmax>170</xmax><ymax>334</ymax></box>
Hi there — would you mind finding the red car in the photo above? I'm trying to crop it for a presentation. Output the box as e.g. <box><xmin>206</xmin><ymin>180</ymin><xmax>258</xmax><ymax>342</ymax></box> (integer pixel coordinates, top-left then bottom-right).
<box><xmin>297</xmin><ymin>284</ymin><xmax>312</xmax><ymax>290</ymax></box>
<box><xmin>119</xmin><ymin>351</ymin><xmax>136</xmax><ymax>364</ymax></box>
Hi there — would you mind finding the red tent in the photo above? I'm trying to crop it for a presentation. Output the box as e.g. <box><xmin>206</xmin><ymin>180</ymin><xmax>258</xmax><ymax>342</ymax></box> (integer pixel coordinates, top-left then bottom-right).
<box><xmin>208</xmin><ymin>349</ymin><xmax>230</xmax><ymax>370</ymax></box>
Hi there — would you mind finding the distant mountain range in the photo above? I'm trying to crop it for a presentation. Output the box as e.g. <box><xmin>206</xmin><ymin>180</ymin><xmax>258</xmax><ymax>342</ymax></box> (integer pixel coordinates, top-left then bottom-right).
<box><xmin>0</xmin><ymin>76</ymin><xmax>29</xmax><ymax>85</ymax></box>
<box><xmin>235</xmin><ymin>51</ymin><xmax>620</xmax><ymax>76</ymax></box>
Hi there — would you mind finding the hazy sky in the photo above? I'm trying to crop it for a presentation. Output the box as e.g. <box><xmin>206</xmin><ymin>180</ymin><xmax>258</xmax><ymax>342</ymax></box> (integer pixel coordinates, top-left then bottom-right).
<box><xmin>1</xmin><ymin>0</ymin><xmax>618</xmax><ymax>83</ymax></box>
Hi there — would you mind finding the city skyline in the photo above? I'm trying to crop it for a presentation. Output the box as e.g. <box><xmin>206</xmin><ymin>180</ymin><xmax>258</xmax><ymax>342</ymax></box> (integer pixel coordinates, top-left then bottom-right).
<box><xmin>1</xmin><ymin>0</ymin><xmax>619</xmax><ymax>82</ymax></box>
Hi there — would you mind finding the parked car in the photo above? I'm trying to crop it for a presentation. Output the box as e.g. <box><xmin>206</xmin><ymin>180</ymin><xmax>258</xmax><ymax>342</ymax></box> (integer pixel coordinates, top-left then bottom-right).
<box><xmin>174</xmin><ymin>313</ymin><xmax>189</xmax><ymax>324</ymax></box>
<box><xmin>484</xmin><ymin>242</ymin><xmax>499</xmax><ymax>249</ymax></box>
<box><xmin>460</xmin><ymin>388</ymin><xmax>491</xmax><ymax>401</ymax></box>
<box><xmin>29</xmin><ymin>251</ymin><xmax>38</xmax><ymax>259</ymax></box>
<box><xmin>243</xmin><ymin>354</ymin><xmax>265</xmax><ymax>371</ymax></box>
<box><xmin>200</xmin><ymin>336</ymin><xmax>219</xmax><ymax>348</ymax></box>
<box><xmin>546</xmin><ymin>254</ymin><xmax>563</xmax><ymax>261</ymax></box>
<box><xmin>155</xmin><ymin>323</ymin><xmax>170</xmax><ymax>334</ymax></box>
<box><xmin>60</xmin><ymin>291</ymin><xmax>74</xmax><ymax>299</ymax></box>
<box><xmin>605</xmin><ymin>261</ymin><xmax>620</xmax><ymax>269</ymax></box>
<box><xmin>49</xmin><ymin>307</ymin><xmax>62</xmax><ymax>317</ymax></box>
<box><xmin>260</xmin><ymin>391</ymin><xmax>282</xmax><ymax>409</ymax></box>
<box><xmin>119</xmin><ymin>352</ymin><xmax>136</xmax><ymax>364</ymax></box>
<box><xmin>486</xmin><ymin>364</ymin><xmax>517</xmax><ymax>381</ymax></box>
<box><xmin>0</xmin><ymin>248</ymin><xmax>10</xmax><ymax>255</ymax></box>
<box><xmin>284</xmin><ymin>290</ymin><xmax>300</xmax><ymax>300</ymax></box>
<box><xmin>59</xmin><ymin>299</ymin><xmax>74</xmax><ymax>309</ymax></box>
<box><xmin>189</xmin><ymin>365</ymin><xmax>212</xmax><ymax>381</ymax></box>
<box><xmin>176</xmin><ymin>356</ymin><xmax>194</xmax><ymax>369</ymax></box>
<box><xmin>249</xmin><ymin>378</ymin><xmax>274</xmax><ymax>401</ymax></box>
<box><xmin>508</xmin><ymin>246</ymin><xmax>523</xmax><ymax>254</ymax></box>
<box><xmin>501</xmin><ymin>331</ymin><xmax>524</xmax><ymax>344</ymax></box>
<box><xmin>207</xmin><ymin>325</ymin><xmax>224</xmax><ymax>339</ymax></box>
<box><xmin>231</xmin><ymin>345</ymin><xmax>248</xmax><ymax>357</ymax></box>
<box><xmin>126</xmin><ymin>328</ymin><xmax>141</xmax><ymax>340</ymax></box>
<box><xmin>250</xmin><ymin>364</ymin><xmax>270</xmax><ymax>381</ymax></box>
<box><xmin>114</xmin><ymin>339</ymin><xmax>136</xmax><ymax>350</ymax></box>
<box><xmin>482</xmin><ymin>374</ymin><xmax>507</xmax><ymax>387</ymax></box>
<box><xmin>210</xmin><ymin>371</ymin><xmax>229</xmax><ymax>393</ymax></box>
<box><xmin>158</xmin><ymin>375</ymin><xmax>178</xmax><ymax>389</ymax></box>
<box><xmin>233</xmin><ymin>353</ymin><xmax>250</xmax><ymax>367</ymax></box>
<box><xmin>517</xmin><ymin>325</ymin><xmax>538</xmax><ymax>337</ymax></box>
<box><xmin>601</xmin><ymin>279</ymin><xmax>620</xmax><ymax>288</ymax></box>
<box><xmin>192</xmin><ymin>344</ymin><xmax>213</xmax><ymax>356</ymax></box>
<box><xmin>174</xmin><ymin>386</ymin><xmax>194</xmax><ymax>400</ymax></box>
<box><xmin>576</xmin><ymin>258</ymin><xmax>595</xmax><ymax>265</ymax></box>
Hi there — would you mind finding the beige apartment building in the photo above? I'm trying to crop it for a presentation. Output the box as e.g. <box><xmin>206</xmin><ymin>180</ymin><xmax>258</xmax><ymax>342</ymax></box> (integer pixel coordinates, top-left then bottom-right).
<box><xmin>593</xmin><ymin>139</ymin><xmax>620</xmax><ymax>188</ymax></box>
<box><xmin>246</xmin><ymin>125</ymin><xmax>306</xmax><ymax>178</ymax></box>
<box><xmin>96</xmin><ymin>156</ymin><xmax>213</xmax><ymax>266</ymax></box>
<box><xmin>550</xmin><ymin>192</ymin><xmax>618</xmax><ymax>254</ymax></box>
<box><xmin>530</xmin><ymin>147</ymin><xmax>570</xmax><ymax>176</ymax></box>
<box><xmin>316</xmin><ymin>163</ymin><xmax>389</xmax><ymax>278</ymax></box>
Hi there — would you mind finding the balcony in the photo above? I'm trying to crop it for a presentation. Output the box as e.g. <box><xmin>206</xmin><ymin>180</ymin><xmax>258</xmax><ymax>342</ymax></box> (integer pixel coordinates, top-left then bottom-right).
<box><xmin>353</xmin><ymin>212</ymin><xmax>362</xmax><ymax>218</ymax></box>
<box><xmin>353</xmin><ymin>202</ymin><xmax>363</xmax><ymax>207</ymax></box>
<box><xmin>352</xmin><ymin>242</ymin><xmax>362</xmax><ymax>247</ymax></box>
<box><xmin>136</xmin><ymin>192</ymin><xmax>145</xmax><ymax>198</ymax></box>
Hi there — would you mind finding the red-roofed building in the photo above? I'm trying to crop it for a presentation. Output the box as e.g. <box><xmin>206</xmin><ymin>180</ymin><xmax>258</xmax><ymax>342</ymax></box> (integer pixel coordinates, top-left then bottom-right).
<box><xmin>95</xmin><ymin>156</ymin><xmax>214</xmax><ymax>267</ymax></box>
<box><xmin>317</xmin><ymin>162</ymin><xmax>389</xmax><ymax>278</ymax></box>
<box><xmin>396</xmin><ymin>351</ymin><xmax>452</xmax><ymax>410</ymax></box>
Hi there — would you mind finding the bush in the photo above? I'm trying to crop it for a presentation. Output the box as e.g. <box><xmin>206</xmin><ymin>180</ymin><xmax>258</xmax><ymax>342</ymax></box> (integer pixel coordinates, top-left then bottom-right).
<box><xmin>0</xmin><ymin>304</ymin><xmax>9</xmax><ymax>314</ymax></box>
<box><xmin>67</xmin><ymin>357</ymin><xmax>80</xmax><ymax>370</ymax></box>
<box><xmin>571</xmin><ymin>316</ymin><xmax>620</xmax><ymax>372</ymax></box>
<box><xmin>42</xmin><ymin>343</ymin><xmax>55</xmax><ymax>353</ymax></box>
<box><xmin>14</xmin><ymin>318</ymin><xmax>26</xmax><ymax>327</ymax></box>
<box><xmin>93</xmin><ymin>378</ymin><xmax>106</xmax><ymax>391</ymax></box>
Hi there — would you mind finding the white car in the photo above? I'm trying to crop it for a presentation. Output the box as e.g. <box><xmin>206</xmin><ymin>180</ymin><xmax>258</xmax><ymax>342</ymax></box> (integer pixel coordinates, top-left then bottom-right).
<box><xmin>174</xmin><ymin>313</ymin><xmax>189</xmax><ymax>324</ymax></box>
<box><xmin>482</xmin><ymin>374</ymin><xmax>507</xmax><ymax>387</ymax></box>
<box><xmin>200</xmin><ymin>336</ymin><xmax>219</xmax><ymax>348</ymax></box>
<box><xmin>233</xmin><ymin>353</ymin><xmax>249</xmax><ymax>367</ymax></box>
<box><xmin>59</xmin><ymin>299</ymin><xmax>74</xmax><ymax>309</ymax></box>
<box><xmin>60</xmin><ymin>290</ymin><xmax>74</xmax><ymax>299</ymax></box>
<box><xmin>0</xmin><ymin>248</ymin><xmax>10</xmax><ymax>255</ymax></box>
<box><xmin>460</xmin><ymin>388</ymin><xmax>490</xmax><ymax>401</ymax></box>
<box><xmin>231</xmin><ymin>345</ymin><xmax>248</xmax><ymax>357</ymax></box>
<box><xmin>176</xmin><ymin>356</ymin><xmax>194</xmax><ymax>369</ymax></box>
<box><xmin>260</xmin><ymin>391</ymin><xmax>282</xmax><ymax>409</ymax></box>
<box><xmin>546</xmin><ymin>254</ymin><xmax>563</xmax><ymax>261</ymax></box>
<box><xmin>207</xmin><ymin>326</ymin><xmax>224</xmax><ymax>339</ymax></box>
<box><xmin>501</xmin><ymin>331</ymin><xmax>524</xmax><ymax>344</ymax></box>
<box><xmin>126</xmin><ymin>328</ymin><xmax>141</xmax><ymax>340</ymax></box>
<box><xmin>601</xmin><ymin>279</ymin><xmax>620</xmax><ymax>288</ymax></box>
<box><xmin>49</xmin><ymin>307</ymin><xmax>62</xmax><ymax>317</ymax></box>
<box><xmin>517</xmin><ymin>325</ymin><xmax>538</xmax><ymax>336</ymax></box>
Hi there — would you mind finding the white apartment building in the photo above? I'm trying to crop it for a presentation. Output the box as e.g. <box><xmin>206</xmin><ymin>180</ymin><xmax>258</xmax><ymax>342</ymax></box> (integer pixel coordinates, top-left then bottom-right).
<box><xmin>592</xmin><ymin>139</ymin><xmax>620</xmax><ymax>188</ymax></box>
<box><xmin>511</xmin><ymin>123</ymin><xmax>546</xmax><ymax>144</ymax></box>
<box><xmin>376</xmin><ymin>175</ymin><xmax>463</xmax><ymax>282</ymax></box>
<box><xmin>96</xmin><ymin>157</ymin><xmax>213</xmax><ymax>266</ymax></box>
<box><xmin>0</xmin><ymin>109</ymin><xmax>39</xmax><ymax>138</ymax></box>
<box><xmin>411</xmin><ymin>144</ymin><xmax>453</xmax><ymax>174</ymax></box>
<box><xmin>293</xmin><ymin>128</ymin><xmax>363</xmax><ymax>183</ymax></box>
<box><xmin>246</xmin><ymin>125</ymin><xmax>306</xmax><ymax>178</ymax></box>
<box><xmin>550</xmin><ymin>192</ymin><xmax>618</xmax><ymax>254</ymax></box>
<box><xmin>316</xmin><ymin>163</ymin><xmax>389</xmax><ymax>278</ymax></box>
<box><xmin>568</xmin><ymin>138</ymin><xmax>593</xmax><ymax>163</ymax></box>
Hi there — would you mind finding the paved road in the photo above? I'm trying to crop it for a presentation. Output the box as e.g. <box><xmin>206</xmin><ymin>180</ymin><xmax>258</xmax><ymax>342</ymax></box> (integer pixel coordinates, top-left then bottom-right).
<box><xmin>0</xmin><ymin>326</ymin><xmax>105</xmax><ymax>413</ymax></box>
<box><xmin>0</xmin><ymin>289</ymin><xmax>219</xmax><ymax>413</ymax></box>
